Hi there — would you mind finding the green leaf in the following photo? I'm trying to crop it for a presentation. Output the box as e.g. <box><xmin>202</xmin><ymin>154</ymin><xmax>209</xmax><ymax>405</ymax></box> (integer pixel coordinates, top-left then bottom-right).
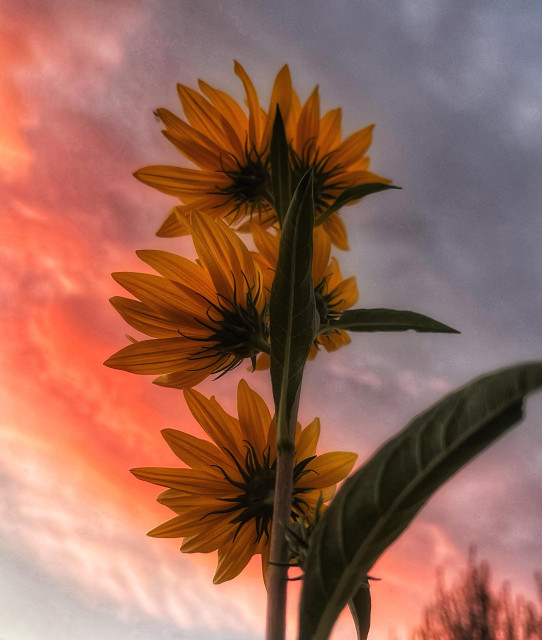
<box><xmin>315</xmin><ymin>183</ymin><xmax>400</xmax><ymax>226</ymax></box>
<box><xmin>328</xmin><ymin>308</ymin><xmax>460</xmax><ymax>334</ymax></box>
<box><xmin>298</xmin><ymin>362</ymin><xmax>542</xmax><ymax>639</ymax></box>
<box><xmin>348</xmin><ymin>584</ymin><xmax>371</xmax><ymax>640</ymax></box>
<box><xmin>270</xmin><ymin>105</ymin><xmax>291</xmax><ymax>228</ymax></box>
<box><xmin>270</xmin><ymin>170</ymin><xmax>318</xmax><ymax>440</ymax></box>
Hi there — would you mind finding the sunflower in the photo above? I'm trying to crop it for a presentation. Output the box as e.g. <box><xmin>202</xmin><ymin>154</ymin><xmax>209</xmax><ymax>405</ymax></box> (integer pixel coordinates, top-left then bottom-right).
<box><xmin>135</xmin><ymin>62</ymin><xmax>293</xmax><ymax>237</ymax></box>
<box><xmin>104</xmin><ymin>211</ymin><xmax>269</xmax><ymax>389</ymax></box>
<box><xmin>131</xmin><ymin>379</ymin><xmax>357</xmax><ymax>583</ymax></box>
<box><xmin>252</xmin><ymin>224</ymin><xmax>358</xmax><ymax>367</ymax></box>
<box><xmin>135</xmin><ymin>62</ymin><xmax>390</xmax><ymax>248</ymax></box>
<box><xmin>285</xmin><ymin>84</ymin><xmax>390</xmax><ymax>250</ymax></box>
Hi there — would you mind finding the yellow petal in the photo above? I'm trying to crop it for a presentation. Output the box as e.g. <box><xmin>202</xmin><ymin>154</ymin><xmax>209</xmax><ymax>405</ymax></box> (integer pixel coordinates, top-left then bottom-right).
<box><xmin>111</xmin><ymin>272</ymin><xmax>208</xmax><ymax>326</ymax></box>
<box><xmin>134</xmin><ymin>165</ymin><xmax>221</xmax><ymax>198</ymax></box>
<box><xmin>302</xmin><ymin>486</ymin><xmax>336</xmax><ymax>510</ymax></box>
<box><xmin>234</xmin><ymin>61</ymin><xmax>265</xmax><ymax>148</ymax></box>
<box><xmin>298</xmin><ymin>452</ymin><xmax>357</xmax><ymax>489</ymax></box>
<box><xmin>177</xmin><ymin>84</ymin><xmax>243</xmax><ymax>156</ymax></box>
<box><xmin>295</xmin><ymin>86</ymin><xmax>320</xmax><ymax>156</ymax></box>
<box><xmin>312</xmin><ymin>226</ymin><xmax>331</xmax><ymax>283</ymax></box>
<box><xmin>156</xmin><ymin>207</ymin><xmax>188</xmax><ymax>237</ymax></box>
<box><xmin>104</xmin><ymin>338</ymin><xmax>196</xmax><ymax>375</ymax></box>
<box><xmin>182</xmin><ymin>521</ymin><xmax>234</xmax><ymax>553</ymax></box>
<box><xmin>185</xmin><ymin>212</ymin><xmax>240</xmax><ymax>299</ymax></box>
<box><xmin>153</xmin><ymin>362</ymin><xmax>223</xmax><ymax>390</ymax></box>
<box><xmin>131</xmin><ymin>466</ymin><xmax>229</xmax><ymax>493</ymax></box>
<box><xmin>323</xmin><ymin>256</ymin><xmax>344</xmax><ymax>289</ymax></box>
<box><xmin>135</xmin><ymin>249</ymin><xmax>215</xmax><ymax>300</ymax></box>
<box><xmin>252</xmin><ymin>224</ymin><xmax>279</xmax><ymax>268</ymax></box>
<box><xmin>157</xmin><ymin>108</ymin><xmax>224</xmax><ymax>169</ymax></box>
<box><xmin>333</xmin><ymin>124</ymin><xmax>374</xmax><ymax>169</ymax></box>
<box><xmin>322</xmin><ymin>213</ymin><xmax>349</xmax><ymax>250</ymax></box>
<box><xmin>318</xmin><ymin>330</ymin><xmax>351</xmax><ymax>353</ymax></box>
<box><xmin>163</xmin><ymin>130</ymin><xmax>223</xmax><ymax>170</ymax></box>
<box><xmin>328</xmin><ymin>273</ymin><xmax>358</xmax><ymax>310</ymax></box>
<box><xmin>341</xmin><ymin>169</ymin><xmax>391</xmax><ymax>188</ymax></box>
<box><xmin>147</xmin><ymin>515</ymin><xmax>185</xmax><ymax>538</ymax></box>
<box><xmin>161</xmin><ymin>428</ymin><xmax>235</xmax><ymax>472</ymax></box>
<box><xmin>110</xmin><ymin>296</ymin><xmax>181</xmax><ymax>338</ymax></box>
<box><xmin>254</xmin><ymin>352</ymin><xmax>270</xmax><ymax>371</ymax></box>
<box><xmin>285</xmin><ymin>86</ymin><xmax>302</xmax><ymax>142</ymax></box>
<box><xmin>183</xmin><ymin>387</ymin><xmax>245</xmax><ymax>459</ymax></box>
<box><xmin>198</xmin><ymin>79</ymin><xmax>249</xmax><ymax>134</ymax></box>
<box><xmin>213</xmin><ymin>523</ymin><xmax>260</xmax><ymax>583</ymax></box>
<box><xmin>149</xmin><ymin>512</ymin><xmax>228</xmax><ymax>538</ymax></box>
<box><xmin>187</xmin><ymin>211</ymin><xmax>261</xmax><ymax>307</ymax></box>
<box><xmin>307</xmin><ymin>342</ymin><xmax>319</xmax><ymax>361</ymax></box>
<box><xmin>318</xmin><ymin>108</ymin><xmax>342</xmax><ymax>156</ymax></box>
<box><xmin>295</xmin><ymin>418</ymin><xmax>320</xmax><ymax>460</ymax></box>
<box><xmin>157</xmin><ymin>491</ymin><xmax>236</xmax><ymax>514</ymax></box>
<box><xmin>237</xmin><ymin>379</ymin><xmax>271</xmax><ymax>454</ymax></box>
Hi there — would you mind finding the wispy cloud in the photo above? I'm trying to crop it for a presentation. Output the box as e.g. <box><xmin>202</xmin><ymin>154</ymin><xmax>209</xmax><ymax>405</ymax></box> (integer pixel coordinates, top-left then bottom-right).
<box><xmin>3</xmin><ymin>0</ymin><xmax>542</xmax><ymax>638</ymax></box>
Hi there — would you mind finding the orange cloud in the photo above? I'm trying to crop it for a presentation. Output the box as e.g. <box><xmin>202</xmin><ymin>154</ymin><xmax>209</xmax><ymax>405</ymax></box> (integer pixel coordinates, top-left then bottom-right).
<box><xmin>0</xmin><ymin>15</ymin><xmax>36</xmax><ymax>180</ymax></box>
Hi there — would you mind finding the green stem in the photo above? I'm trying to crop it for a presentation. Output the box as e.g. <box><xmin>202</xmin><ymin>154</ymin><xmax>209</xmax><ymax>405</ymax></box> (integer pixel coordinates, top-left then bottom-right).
<box><xmin>266</xmin><ymin>436</ymin><xmax>295</xmax><ymax>640</ymax></box>
<box><xmin>254</xmin><ymin>334</ymin><xmax>271</xmax><ymax>355</ymax></box>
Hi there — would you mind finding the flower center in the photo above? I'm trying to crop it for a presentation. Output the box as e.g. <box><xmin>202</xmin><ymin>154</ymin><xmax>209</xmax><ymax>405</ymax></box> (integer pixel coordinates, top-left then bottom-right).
<box><xmin>208</xmin><ymin>444</ymin><xmax>317</xmax><ymax>543</ymax></box>
<box><xmin>291</xmin><ymin>143</ymin><xmax>348</xmax><ymax>215</ymax></box>
<box><xmin>215</xmin><ymin>146</ymin><xmax>273</xmax><ymax>224</ymax></box>
<box><xmin>189</xmin><ymin>279</ymin><xmax>270</xmax><ymax>378</ymax></box>
<box><xmin>314</xmin><ymin>277</ymin><xmax>342</xmax><ymax>326</ymax></box>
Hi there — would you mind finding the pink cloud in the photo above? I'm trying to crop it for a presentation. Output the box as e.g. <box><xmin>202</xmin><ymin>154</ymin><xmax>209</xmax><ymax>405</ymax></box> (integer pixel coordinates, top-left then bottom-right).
<box><xmin>3</xmin><ymin>3</ymin><xmax>536</xmax><ymax>637</ymax></box>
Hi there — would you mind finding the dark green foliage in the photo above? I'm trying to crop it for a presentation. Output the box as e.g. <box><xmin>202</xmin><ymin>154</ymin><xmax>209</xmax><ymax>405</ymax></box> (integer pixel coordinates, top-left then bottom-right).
<box><xmin>315</xmin><ymin>183</ymin><xmax>400</xmax><ymax>225</ymax></box>
<box><xmin>298</xmin><ymin>362</ymin><xmax>542</xmax><ymax>639</ymax></box>
<box><xmin>269</xmin><ymin>170</ymin><xmax>318</xmax><ymax>438</ymax></box>
<box><xmin>270</xmin><ymin>106</ymin><xmax>291</xmax><ymax>227</ymax></box>
<box><xmin>329</xmin><ymin>308</ymin><xmax>460</xmax><ymax>334</ymax></box>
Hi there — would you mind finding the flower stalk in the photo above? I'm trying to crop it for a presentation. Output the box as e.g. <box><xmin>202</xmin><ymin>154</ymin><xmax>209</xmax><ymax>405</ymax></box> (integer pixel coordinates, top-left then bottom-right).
<box><xmin>106</xmin><ymin>61</ymin><xmax>482</xmax><ymax>640</ymax></box>
<box><xmin>265</xmin><ymin>437</ymin><xmax>295</xmax><ymax>640</ymax></box>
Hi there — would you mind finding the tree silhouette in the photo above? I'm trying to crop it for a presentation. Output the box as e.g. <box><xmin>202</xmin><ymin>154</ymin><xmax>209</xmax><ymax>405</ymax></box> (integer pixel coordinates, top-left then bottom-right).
<box><xmin>410</xmin><ymin>548</ymin><xmax>542</xmax><ymax>640</ymax></box>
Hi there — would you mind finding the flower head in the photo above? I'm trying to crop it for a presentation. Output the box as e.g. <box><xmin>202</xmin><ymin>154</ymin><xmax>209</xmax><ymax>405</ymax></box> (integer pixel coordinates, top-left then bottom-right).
<box><xmin>135</xmin><ymin>62</ymin><xmax>293</xmax><ymax>237</ymax></box>
<box><xmin>252</xmin><ymin>224</ymin><xmax>358</xmax><ymax>365</ymax></box>
<box><xmin>135</xmin><ymin>62</ymin><xmax>390</xmax><ymax>248</ymax></box>
<box><xmin>104</xmin><ymin>212</ymin><xmax>269</xmax><ymax>389</ymax></box>
<box><xmin>285</xmin><ymin>85</ymin><xmax>390</xmax><ymax>250</ymax></box>
<box><xmin>131</xmin><ymin>379</ymin><xmax>357</xmax><ymax>583</ymax></box>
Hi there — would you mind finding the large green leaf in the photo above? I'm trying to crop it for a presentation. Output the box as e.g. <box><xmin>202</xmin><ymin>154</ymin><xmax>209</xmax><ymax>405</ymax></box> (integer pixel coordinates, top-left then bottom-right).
<box><xmin>328</xmin><ymin>308</ymin><xmax>460</xmax><ymax>334</ymax></box>
<box><xmin>270</xmin><ymin>170</ymin><xmax>318</xmax><ymax>438</ymax></box>
<box><xmin>348</xmin><ymin>584</ymin><xmax>371</xmax><ymax>640</ymax></box>
<box><xmin>270</xmin><ymin>105</ymin><xmax>291</xmax><ymax>228</ymax></box>
<box><xmin>298</xmin><ymin>362</ymin><xmax>542</xmax><ymax>639</ymax></box>
<box><xmin>315</xmin><ymin>183</ymin><xmax>400</xmax><ymax>226</ymax></box>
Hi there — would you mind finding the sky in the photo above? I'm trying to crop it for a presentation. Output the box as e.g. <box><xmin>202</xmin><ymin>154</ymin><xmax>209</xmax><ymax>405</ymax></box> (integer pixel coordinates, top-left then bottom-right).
<box><xmin>1</xmin><ymin>0</ymin><xmax>542</xmax><ymax>638</ymax></box>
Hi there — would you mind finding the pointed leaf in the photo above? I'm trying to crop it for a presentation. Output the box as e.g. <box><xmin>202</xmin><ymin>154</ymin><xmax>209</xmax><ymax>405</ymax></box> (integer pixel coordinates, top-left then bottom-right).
<box><xmin>270</xmin><ymin>171</ymin><xmax>318</xmax><ymax>439</ymax></box>
<box><xmin>299</xmin><ymin>362</ymin><xmax>542</xmax><ymax>639</ymax></box>
<box><xmin>270</xmin><ymin>105</ymin><xmax>291</xmax><ymax>227</ymax></box>
<box><xmin>328</xmin><ymin>308</ymin><xmax>460</xmax><ymax>334</ymax></box>
<box><xmin>315</xmin><ymin>183</ymin><xmax>400</xmax><ymax>226</ymax></box>
<box><xmin>348</xmin><ymin>584</ymin><xmax>371</xmax><ymax>640</ymax></box>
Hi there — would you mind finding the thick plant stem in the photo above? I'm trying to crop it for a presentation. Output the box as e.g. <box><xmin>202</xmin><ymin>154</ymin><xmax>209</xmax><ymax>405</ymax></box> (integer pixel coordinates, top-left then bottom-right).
<box><xmin>266</xmin><ymin>440</ymin><xmax>295</xmax><ymax>640</ymax></box>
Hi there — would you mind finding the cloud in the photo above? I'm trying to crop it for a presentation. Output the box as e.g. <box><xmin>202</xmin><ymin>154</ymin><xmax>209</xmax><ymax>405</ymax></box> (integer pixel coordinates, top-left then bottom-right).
<box><xmin>3</xmin><ymin>1</ymin><xmax>542</xmax><ymax>637</ymax></box>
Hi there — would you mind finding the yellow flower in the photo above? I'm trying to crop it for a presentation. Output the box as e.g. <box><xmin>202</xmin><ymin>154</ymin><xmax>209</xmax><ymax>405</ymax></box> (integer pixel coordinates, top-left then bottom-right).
<box><xmin>135</xmin><ymin>62</ymin><xmax>293</xmax><ymax>237</ymax></box>
<box><xmin>135</xmin><ymin>62</ymin><xmax>390</xmax><ymax>248</ymax></box>
<box><xmin>131</xmin><ymin>379</ymin><xmax>357</xmax><ymax>583</ymax></box>
<box><xmin>104</xmin><ymin>212</ymin><xmax>269</xmax><ymax>389</ymax></box>
<box><xmin>284</xmin><ymin>85</ymin><xmax>390</xmax><ymax>250</ymax></box>
<box><xmin>252</xmin><ymin>224</ymin><xmax>358</xmax><ymax>367</ymax></box>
